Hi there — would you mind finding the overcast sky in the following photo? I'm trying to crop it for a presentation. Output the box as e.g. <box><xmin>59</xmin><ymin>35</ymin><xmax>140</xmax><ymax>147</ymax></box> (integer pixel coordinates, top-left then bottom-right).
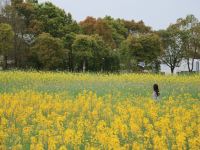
<box><xmin>38</xmin><ymin>0</ymin><xmax>200</xmax><ymax>30</ymax></box>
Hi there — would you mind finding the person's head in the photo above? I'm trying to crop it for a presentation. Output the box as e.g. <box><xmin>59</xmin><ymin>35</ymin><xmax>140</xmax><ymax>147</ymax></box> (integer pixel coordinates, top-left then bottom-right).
<box><xmin>153</xmin><ymin>84</ymin><xmax>160</xmax><ymax>96</ymax></box>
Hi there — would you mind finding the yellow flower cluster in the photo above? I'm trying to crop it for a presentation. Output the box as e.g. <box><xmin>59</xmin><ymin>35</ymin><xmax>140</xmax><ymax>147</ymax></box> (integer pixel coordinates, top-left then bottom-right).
<box><xmin>0</xmin><ymin>91</ymin><xmax>199</xmax><ymax>149</ymax></box>
<box><xmin>1</xmin><ymin>71</ymin><xmax>200</xmax><ymax>84</ymax></box>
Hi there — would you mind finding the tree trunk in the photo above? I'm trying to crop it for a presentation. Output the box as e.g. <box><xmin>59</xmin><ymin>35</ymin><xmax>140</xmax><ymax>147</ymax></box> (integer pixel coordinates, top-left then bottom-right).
<box><xmin>170</xmin><ymin>66</ymin><xmax>174</xmax><ymax>74</ymax></box>
<box><xmin>191</xmin><ymin>58</ymin><xmax>194</xmax><ymax>72</ymax></box>
<box><xmin>14</xmin><ymin>54</ymin><xmax>18</xmax><ymax>67</ymax></box>
<box><xmin>83</xmin><ymin>60</ymin><xmax>86</xmax><ymax>72</ymax></box>
<box><xmin>189</xmin><ymin>46</ymin><xmax>197</xmax><ymax>73</ymax></box>
<box><xmin>14</xmin><ymin>29</ymin><xmax>18</xmax><ymax>68</ymax></box>
<box><xmin>69</xmin><ymin>49</ymin><xmax>73</xmax><ymax>71</ymax></box>
<box><xmin>187</xmin><ymin>58</ymin><xmax>192</xmax><ymax>72</ymax></box>
<box><xmin>3</xmin><ymin>55</ymin><xmax>8</xmax><ymax>70</ymax></box>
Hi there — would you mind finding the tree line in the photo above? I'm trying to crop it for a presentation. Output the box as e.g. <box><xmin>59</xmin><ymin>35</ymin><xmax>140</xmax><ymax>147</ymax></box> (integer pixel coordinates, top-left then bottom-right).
<box><xmin>0</xmin><ymin>0</ymin><xmax>200</xmax><ymax>73</ymax></box>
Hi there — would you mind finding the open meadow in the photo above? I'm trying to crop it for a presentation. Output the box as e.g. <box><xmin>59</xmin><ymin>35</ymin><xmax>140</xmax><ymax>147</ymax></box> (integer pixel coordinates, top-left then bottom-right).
<box><xmin>0</xmin><ymin>71</ymin><xmax>200</xmax><ymax>149</ymax></box>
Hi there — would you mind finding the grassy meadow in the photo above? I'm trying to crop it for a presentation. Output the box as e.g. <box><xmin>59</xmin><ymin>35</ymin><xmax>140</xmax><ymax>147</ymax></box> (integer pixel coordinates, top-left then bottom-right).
<box><xmin>0</xmin><ymin>71</ymin><xmax>200</xmax><ymax>149</ymax></box>
<box><xmin>0</xmin><ymin>71</ymin><xmax>200</xmax><ymax>99</ymax></box>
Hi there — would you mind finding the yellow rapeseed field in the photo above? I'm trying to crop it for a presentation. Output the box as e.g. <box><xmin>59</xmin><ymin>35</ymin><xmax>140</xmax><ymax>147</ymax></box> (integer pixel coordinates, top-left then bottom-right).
<box><xmin>0</xmin><ymin>71</ymin><xmax>200</xmax><ymax>150</ymax></box>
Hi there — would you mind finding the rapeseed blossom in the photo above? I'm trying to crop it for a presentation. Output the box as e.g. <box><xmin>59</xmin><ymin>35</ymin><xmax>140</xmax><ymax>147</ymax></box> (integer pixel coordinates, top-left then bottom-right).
<box><xmin>0</xmin><ymin>71</ymin><xmax>199</xmax><ymax>149</ymax></box>
<box><xmin>0</xmin><ymin>90</ymin><xmax>199</xmax><ymax>149</ymax></box>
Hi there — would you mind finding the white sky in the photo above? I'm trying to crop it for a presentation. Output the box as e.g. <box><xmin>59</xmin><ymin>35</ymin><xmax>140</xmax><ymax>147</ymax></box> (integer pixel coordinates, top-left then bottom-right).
<box><xmin>38</xmin><ymin>0</ymin><xmax>200</xmax><ymax>30</ymax></box>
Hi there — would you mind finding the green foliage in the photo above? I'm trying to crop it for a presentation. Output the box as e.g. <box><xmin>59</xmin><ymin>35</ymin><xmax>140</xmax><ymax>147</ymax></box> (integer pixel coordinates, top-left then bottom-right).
<box><xmin>120</xmin><ymin>33</ymin><xmax>162</xmax><ymax>72</ymax></box>
<box><xmin>159</xmin><ymin>25</ymin><xmax>184</xmax><ymax>73</ymax></box>
<box><xmin>14</xmin><ymin>1</ymin><xmax>36</xmax><ymax>25</ymax></box>
<box><xmin>63</xmin><ymin>33</ymin><xmax>76</xmax><ymax>71</ymax></box>
<box><xmin>103</xmin><ymin>16</ymin><xmax>128</xmax><ymax>47</ymax></box>
<box><xmin>120</xmin><ymin>35</ymin><xmax>141</xmax><ymax>71</ymax></box>
<box><xmin>89</xmin><ymin>34</ymin><xmax>120</xmax><ymax>72</ymax></box>
<box><xmin>1</xmin><ymin>1</ymin><xmax>199</xmax><ymax>73</ymax></box>
<box><xmin>159</xmin><ymin>15</ymin><xmax>200</xmax><ymax>73</ymax></box>
<box><xmin>122</xmin><ymin>19</ymin><xmax>152</xmax><ymax>35</ymax></box>
<box><xmin>72</xmin><ymin>34</ymin><xmax>120</xmax><ymax>72</ymax></box>
<box><xmin>176</xmin><ymin>15</ymin><xmax>200</xmax><ymax>72</ymax></box>
<box><xmin>31</xmin><ymin>33</ymin><xmax>66</xmax><ymax>70</ymax></box>
<box><xmin>35</xmin><ymin>2</ymin><xmax>74</xmax><ymax>37</ymax></box>
<box><xmin>138</xmin><ymin>33</ymin><xmax>162</xmax><ymax>64</ymax></box>
<box><xmin>0</xmin><ymin>23</ymin><xmax>14</xmax><ymax>69</ymax></box>
<box><xmin>72</xmin><ymin>34</ymin><xmax>94</xmax><ymax>58</ymax></box>
<box><xmin>72</xmin><ymin>34</ymin><xmax>94</xmax><ymax>72</ymax></box>
<box><xmin>0</xmin><ymin>23</ymin><xmax>14</xmax><ymax>52</ymax></box>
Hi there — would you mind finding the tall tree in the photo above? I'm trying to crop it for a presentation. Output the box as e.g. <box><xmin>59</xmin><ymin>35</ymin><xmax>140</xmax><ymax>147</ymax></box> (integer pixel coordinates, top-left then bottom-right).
<box><xmin>88</xmin><ymin>34</ymin><xmax>111</xmax><ymax>72</ymax></box>
<box><xmin>159</xmin><ymin>25</ymin><xmax>184</xmax><ymax>74</ymax></box>
<box><xmin>121</xmin><ymin>19</ymin><xmax>151</xmax><ymax>36</ymax></box>
<box><xmin>72</xmin><ymin>34</ymin><xmax>94</xmax><ymax>72</ymax></box>
<box><xmin>80</xmin><ymin>16</ymin><xmax>97</xmax><ymax>35</ymax></box>
<box><xmin>31</xmin><ymin>33</ymin><xmax>66</xmax><ymax>70</ymax></box>
<box><xmin>0</xmin><ymin>23</ymin><xmax>14</xmax><ymax>69</ymax></box>
<box><xmin>103</xmin><ymin>16</ymin><xmax>128</xmax><ymax>47</ymax></box>
<box><xmin>120</xmin><ymin>33</ymin><xmax>162</xmax><ymax>72</ymax></box>
<box><xmin>120</xmin><ymin>35</ymin><xmax>142</xmax><ymax>71</ymax></box>
<box><xmin>177</xmin><ymin>15</ymin><xmax>200</xmax><ymax>72</ymax></box>
<box><xmin>95</xmin><ymin>18</ymin><xmax>115</xmax><ymax>47</ymax></box>
<box><xmin>138</xmin><ymin>33</ymin><xmax>162</xmax><ymax>67</ymax></box>
<box><xmin>1</xmin><ymin>3</ymin><xmax>28</xmax><ymax>68</ymax></box>
<box><xmin>63</xmin><ymin>33</ymin><xmax>76</xmax><ymax>71</ymax></box>
<box><xmin>36</xmin><ymin>2</ymin><xmax>74</xmax><ymax>37</ymax></box>
<box><xmin>80</xmin><ymin>17</ymin><xmax>115</xmax><ymax>47</ymax></box>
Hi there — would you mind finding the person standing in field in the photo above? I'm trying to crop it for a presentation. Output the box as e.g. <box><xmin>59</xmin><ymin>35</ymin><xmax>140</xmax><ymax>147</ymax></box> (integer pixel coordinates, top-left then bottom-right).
<box><xmin>153</xmin><ymin>84</ymin><xmax>160</xmax><ymax>100</ymax></box>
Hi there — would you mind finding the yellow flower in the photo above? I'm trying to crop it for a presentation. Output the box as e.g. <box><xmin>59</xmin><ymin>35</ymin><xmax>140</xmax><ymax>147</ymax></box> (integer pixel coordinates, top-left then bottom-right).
<box><xmin>64</xmin><ymin>128</ymin><xmax>75</xmax><ymax>144</ymax></box>
<box><xmin>0</xmin><ymin>72</ymin><xmax>199</xmax><ymax>149</ymax></box>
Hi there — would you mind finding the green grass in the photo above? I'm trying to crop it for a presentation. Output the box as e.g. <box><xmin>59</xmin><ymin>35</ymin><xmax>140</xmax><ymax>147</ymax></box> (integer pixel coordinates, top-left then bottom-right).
<box><xmin>0</xmin><ymin>71</ymin><xmax>199</xmax><ymax>100</ymax></box>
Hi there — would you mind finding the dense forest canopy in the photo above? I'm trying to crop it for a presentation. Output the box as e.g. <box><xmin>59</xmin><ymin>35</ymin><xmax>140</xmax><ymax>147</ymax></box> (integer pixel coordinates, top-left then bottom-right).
<box><xmin>0</xmin><ymin>0</ymin><xmax>200</xmax><ymax>73</ymax></box>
